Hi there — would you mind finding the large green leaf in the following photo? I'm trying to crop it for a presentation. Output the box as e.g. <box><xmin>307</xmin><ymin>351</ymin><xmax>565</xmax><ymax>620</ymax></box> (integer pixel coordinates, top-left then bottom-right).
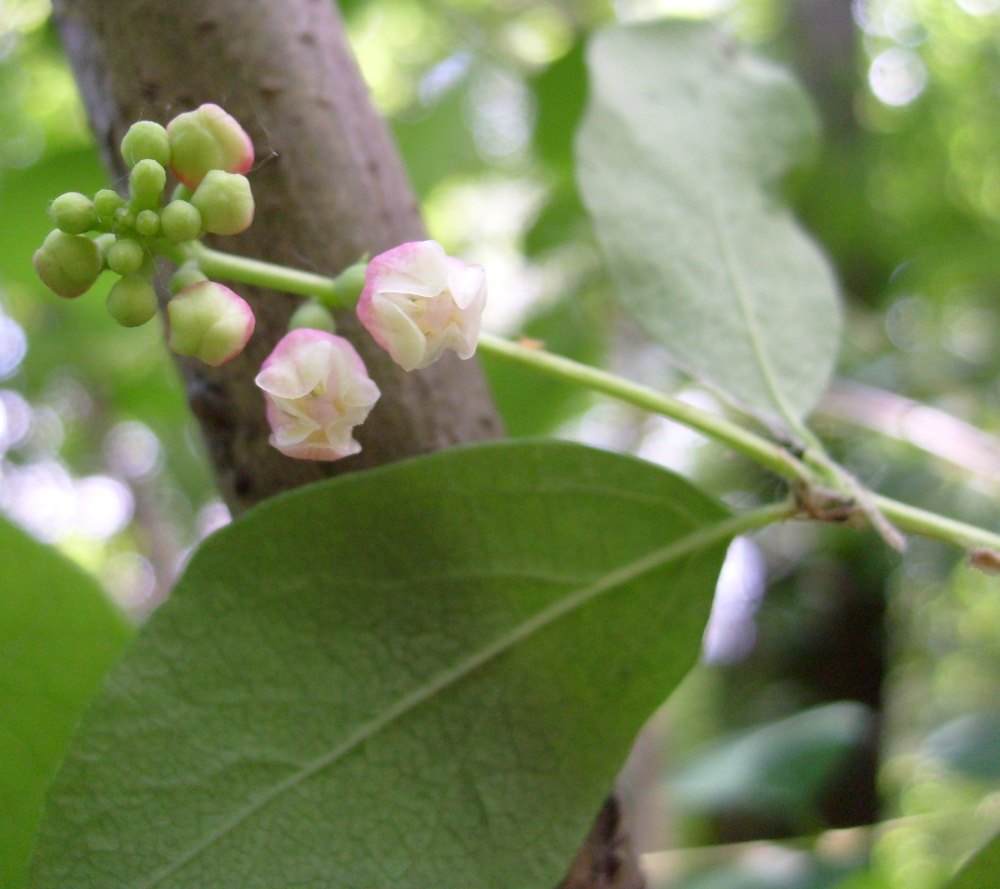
<box><xmin>0</xmin><ymin>516</ymin><xmax>132</xmax><ymax>888</ymax></box>
<box><xmin>31</xmin><ymin>440</ymin><xmax>740</xmax><ymax>889</ymax></box>
<box><xmin>946</xmin><ymin>829</ymin><xmax>1000</xmax><ymax>888</ymax></box>
<box><xmin>575</xmin><ymin>21</ymin><xmax>841</xmax><ymax>425</ymax></box>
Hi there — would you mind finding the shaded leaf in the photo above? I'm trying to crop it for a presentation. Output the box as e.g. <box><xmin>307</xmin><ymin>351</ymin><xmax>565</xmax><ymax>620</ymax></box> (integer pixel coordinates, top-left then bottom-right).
<box><xmin>923</xmin><ymin>713</ymin><xmax>1000</xmax><ymax>783</ymax></box>
<box><xmin>32</xmin><ymin>440</ymin><xmax>737</xmax><ymax>889</ymax></box>
<box><xmin>576</xmin><ymin>21</ymin><xmax>841</xmax><ymax>424</ymax></box>
<box><xmin>667</xmin><ymin>702</ymin><xmax>872</xmax><ymax>828</ymax></box>
<box><xmin>0</xmin><ymin>516</ymin><xmax>132</xmax><ymax>888</ymax></box>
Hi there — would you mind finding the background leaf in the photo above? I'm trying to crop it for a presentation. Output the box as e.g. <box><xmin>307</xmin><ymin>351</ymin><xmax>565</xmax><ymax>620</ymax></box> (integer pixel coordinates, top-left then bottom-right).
<box><xmin>31</xmin><ymin>440</ymin><xmax>736</xmax><ymax>889</ymax></box>
<box><xmin>575</xmin><ymin>21</ymin><xmax>842</xmax><ymax>425</ymax></box>
<box><xmin>667</xmin><ymin>702</ymin><xmax>872</xmax><ymax>831</ymax></box>
<box><xmin>0</xmin><ymin>516</ymin><xmax>132</xmax><ymax>888</ymax></box>
<box><xmin>945</xmin><ymin>828</ymin><xmax>1000</xmax><ymax>888</ymax></box>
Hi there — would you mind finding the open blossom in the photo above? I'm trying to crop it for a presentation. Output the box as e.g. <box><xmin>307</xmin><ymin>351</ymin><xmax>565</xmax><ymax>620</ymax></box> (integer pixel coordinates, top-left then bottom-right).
<box><xmin>356</xmin><ymin>240</ymin><xmax>487</xmax><ymax>372</ymax></box>
<box><xmin>255</xmin><ymin>329</ymin><xmax>381</xmax><ymax>461</ymax></box>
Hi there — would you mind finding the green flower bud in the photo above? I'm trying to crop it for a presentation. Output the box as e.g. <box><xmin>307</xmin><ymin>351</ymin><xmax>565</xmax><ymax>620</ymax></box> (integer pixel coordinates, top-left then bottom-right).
<box><xmin>113</xmin><ymin>206</ymin><xmax>137</xmax><ymax>235</ymax></box>
<box><xmin>94</xmin><ymin>232</ymin><xmax>116</xmax><ymax>263</ymax></box>
<box><xmin>106</xmin><ymin>275</ymin><xmax>158</xmax><ymax>327</ymax></box>
<box><xmin>170</xmin><ymin>262</ymin><xmax>209</xmax><ymax>295</ymax></box>
<box><xmin>33</xmin><ymin>230</ymin><xmax>103</xmax><ymax>298</ymax></box>
<box><xmin>94</xmin><ymin>189</ymin><xmax>125</xmax><ymax>222</ymax></box>
<box><xmin>50</xmin><ymin>192</ymin><xmax>96</xmax><ymax>235</ymax></box>
<box><xmin>106</xmin><ymin>238</ymin><xmax>145</xmax><ymax>277</ymax></box>
<box><xmin>333</xmin><ymin>262</ymin><xmax>367</xmax><ymax>307</ymax></box>
<box><xmin>135</xmin><ymin>209</ymin><xmax>161</xmax><ymax>238</ymax></box>
<box><xmin>171</xmin><ymin>183</ymin><xmax>193</xmax><ymax>203</ymax></box>
<box><xmin>129</xmin><ymin>159</ymin><xmax>167</xmax><ymax>207</ymax></box>
<box><xmin>121</xmin><ymin>120</ymin><xmax>171</xmax><ymax>168</ymax></box>
<box><xmin>138</xmin><ymin>251</ymin><xmax>157</xmax><ymax>281</ymax></box>
<box><xmin>166</xmin><ymin>103</ymin><xmax>254</xmax><ymax>189</ymax></box>
<box><xmin>160</xmin><ymin>200</ymin><xmax>202</xmax><ymax>243</ymax></box>
<box><xmin>288</xmin><ymin>300</ymin><xmax>337</xmax><ymax>334</ymax></box>
<box><xmin>191</xmin><ymin>171</ymin><xmax>254</xmax><ymax>236</ymax></box>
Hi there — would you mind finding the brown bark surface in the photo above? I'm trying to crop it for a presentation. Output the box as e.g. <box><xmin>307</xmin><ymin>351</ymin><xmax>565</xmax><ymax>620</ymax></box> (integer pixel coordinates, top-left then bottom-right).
<box><xmin>52</xmin><ymin>1</ymin><xmax>640</xmax><ymax>886</ymax></box>
<box><xmin>53</xmin><ymin>0</ymin><xmax>503</xmax><ymax>514</ymax></box>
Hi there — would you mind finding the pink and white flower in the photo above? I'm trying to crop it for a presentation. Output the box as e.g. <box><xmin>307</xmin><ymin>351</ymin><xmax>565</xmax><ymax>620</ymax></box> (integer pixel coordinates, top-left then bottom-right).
<box><xmin>356</xmin><ymin>240</ymin><xmax>487</xmax><ymax>372</ymax></box>
<box><xmin>254</xmin><ymin>329</ymin><xmax>381</xmax><ymax>461</ymax></box>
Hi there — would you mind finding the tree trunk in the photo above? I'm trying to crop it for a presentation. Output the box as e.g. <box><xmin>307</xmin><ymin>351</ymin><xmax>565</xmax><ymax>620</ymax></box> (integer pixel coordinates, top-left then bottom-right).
<box><xmin>51</xmin><ymin>1</ymin><xmax>641</xmax><ymax>887</ymax></box>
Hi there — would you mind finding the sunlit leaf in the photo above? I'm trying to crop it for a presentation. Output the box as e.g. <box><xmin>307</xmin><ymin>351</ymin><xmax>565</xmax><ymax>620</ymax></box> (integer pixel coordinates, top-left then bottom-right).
<box><xmin>576</xmin><ymin>21</ymin><xmax>841</xmax><ymax>425</ymax></box>
<box><xmin>31</xmin><ymin>440</ymin><xmax>737</xmax><ymax>889</ymax></box>
<box><xmin>0</xmin><ymin>516</ymin><xmax>132</xmax><ymax>888</ymax></box>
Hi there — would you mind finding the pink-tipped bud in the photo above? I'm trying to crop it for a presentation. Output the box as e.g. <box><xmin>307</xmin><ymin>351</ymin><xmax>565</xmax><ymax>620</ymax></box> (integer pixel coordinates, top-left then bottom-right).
<box><xmin>166</xmin><ymin>104</ymin><xmax>254</xmax><ymax>189</ymax></box>
<box><xmin>254</xmin><ymin>329</ymin><xmax>381</xmax><ymax>462</ymax></box>
<box><xmin>356</xmin><ymin>240</ymin><xmax>487</xmax><ymax>371</ymax></box>
<box><xmin>191</xmin><ymin>171</ymin><xmax>254</xmax><ymax>236</ymax></box>
<box><xmin>167</xmin><ymin>281</ymin><xmax>255</xmax><ymax>366</ymax></box>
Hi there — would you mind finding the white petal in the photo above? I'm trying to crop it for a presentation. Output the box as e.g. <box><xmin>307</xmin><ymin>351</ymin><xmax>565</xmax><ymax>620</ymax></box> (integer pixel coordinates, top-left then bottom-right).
<box><xmin>445</xmin><ymin>258</ymin><xmax>486</xmax><ymax>310</ymax></box>
<box><xmin>370</xmin><ymin>294</ymin><xmax>429</xmax><ymax>372</ymax></box>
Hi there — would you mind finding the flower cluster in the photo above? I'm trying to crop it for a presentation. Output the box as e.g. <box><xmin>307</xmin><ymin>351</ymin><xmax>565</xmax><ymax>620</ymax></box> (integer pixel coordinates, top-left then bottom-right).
<box><xmin>35</xmin><ymin>105</ymin><xmax>489</xmax><ymax>464</ymax></box>
<box><xmin>33</xmin><ymin>104</ymin><xmax>256</xmax><ymax>365</ymax></box>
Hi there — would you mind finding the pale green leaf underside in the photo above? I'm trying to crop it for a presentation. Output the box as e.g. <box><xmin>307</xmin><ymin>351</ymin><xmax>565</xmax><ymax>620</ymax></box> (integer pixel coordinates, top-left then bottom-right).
<box><xmin>31</xmin><ymin>441</ymin><xmax>734</xmax><ymax>889</ymax></box>
<box><xmin>576</xmin><ymin>21</ymin><xmax>842</xmax><ymax>424</ymax></box>
<box><xmin>0</xmin><ymin>516</ymin><xmax>132</xmax><ymax>889</ymax></box>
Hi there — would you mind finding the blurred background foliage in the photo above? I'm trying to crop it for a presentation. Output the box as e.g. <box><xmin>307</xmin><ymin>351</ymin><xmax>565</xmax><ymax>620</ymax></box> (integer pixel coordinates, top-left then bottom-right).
<box><xmin>2</xmin><ymin>0</ymin><xmax>1000</xmax><ymax>885</ymax></box>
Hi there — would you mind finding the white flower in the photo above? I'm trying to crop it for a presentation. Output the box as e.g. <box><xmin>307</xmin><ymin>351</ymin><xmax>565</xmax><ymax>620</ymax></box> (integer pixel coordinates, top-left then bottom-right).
<box><xmin>254</xmin><ymin>329</ymin><xmax>380</xmax><ymax>461</ymax></box>
<box><xmin>356</xmin><ymin>240</ymin><xmax>486</xmax><ymax>371</ymax></box>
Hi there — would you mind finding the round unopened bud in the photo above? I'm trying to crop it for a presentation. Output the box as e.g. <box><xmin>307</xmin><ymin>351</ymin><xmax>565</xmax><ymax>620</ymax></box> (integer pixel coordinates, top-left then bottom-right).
<box><xmin>288</xmin><ymin>300</ymin><xmax>337</xmax><ymax>334</ymax></box>
<box><xmin>50</xmin><ymin>192</ymin><xmax>96</xmax><ymax>235</ymax></box>
<box><xmin>167</xmin><ymin>104</ymin><xmax>254</xmax><ymax>189</ymax></box>
<box><xmin>107</xmin><ymin>276</ymin><xmax>158</xmax><ymax>327</ymax></box>
<box><xmin>121</xmin><ymin>120</ymin><xmax>171</xmax><ymax>168</ymax></box>
<box><xmin>191</xmin><ymin>171</ymin><xmax>254</xmax><ymax>235</ymax></box>
<box><xmin>113</xmin><ymin>206</ymin><xmax>136</xmax><ymax>235</ymax></box>
<box><xmin>170</xmin><ymin>262</ymin><xmax>209</xmax><ymax>295</ymax></box>
<box><xmin>94</xmin><ymin>189</ymin><xmax>125</xmax><ymax>222</ymax></box>
<box><xmin>94</xmin><ymin>232</ymin><xmax>116</xmax><ymax>263</ymax></box>
<box><xmin>160</xmin><ymin>200</ymin><xmax>202</xmax><ymax>243</ymax></box>
<box><xmin>333</xmin><ymin>262</ymin><xmax>368</xmax><ymax>307</ymax></box>
<box><xmin>167</xmin><ymin>281</ymin><xmax>255</xmax><ymax>366</ymax></box>
<box><xmin>135</xmin><ymin>209</ymin><xmax>161</xmax><ymax>238</ymax></box>
<box><xmin>129</xmin><ymin>159</ymin><xmax>167</xmax><ymax>207</ymax></box>
<box><xmin>171</xmin><ymin>183</ymin><xmax>193</xmax><ymax>203</ymax></box>
<box><xmin>106</xmin><ymin>239</ymin><xmax>145</xmax><ymax>277</ymax></box>
<box><xmin>138</xmin><ymin>251</ymin><xmax>157</xmax><ymax>281</ymax></box>
<box><xmin>33</xmin><ymin>230</ymin><xmax>103</xmax><ymax>298</ymax></box>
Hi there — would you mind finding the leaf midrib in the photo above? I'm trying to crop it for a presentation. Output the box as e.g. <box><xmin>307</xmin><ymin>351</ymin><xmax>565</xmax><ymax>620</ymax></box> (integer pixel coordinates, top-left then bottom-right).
<box><xmin>134</xmin><ymin>509</ymin><xmax>760</xmax><ymax>889</ymax></box>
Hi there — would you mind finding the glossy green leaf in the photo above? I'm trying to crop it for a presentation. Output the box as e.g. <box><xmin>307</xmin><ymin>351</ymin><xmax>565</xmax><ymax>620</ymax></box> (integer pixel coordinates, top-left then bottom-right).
<box><xmin>946</xmin><ymin>829</ymin><xmax>1000</xmax><ymax>888</ymax></box>
<box><xmin>576</xmin><ymin>21</ymin><xmax>842</xmax><ymax>425</ymax></box>
<box><xmin>0</xmin><ymin>516</ymin><xmax>132</xmax><ymax>888</ymax></box>
<box><xmin>31</xmin><ymin>440</ymin><xmax>738</xmax><ymax>889</ymax></box>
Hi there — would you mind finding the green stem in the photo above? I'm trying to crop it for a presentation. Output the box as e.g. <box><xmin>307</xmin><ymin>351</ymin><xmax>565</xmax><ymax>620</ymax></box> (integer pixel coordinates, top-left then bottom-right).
<box><xmin>477</xmin><ymin>333</ymin><xmax>815</xmax><ymax>488</ymax></box>
<box><xmin>172</xmin><ymin>241</ymin><xmax>345</xmax><ymax>305</ymax></box>
<box><xmin>875</xmin><ymin>496</ymin><xmax>1000</xmax><ymax>554</ymax></box>
<box><xmin>161</xmin><ymin>242</ymin><xmax>1000</xmax><ymax>563</ymax></box>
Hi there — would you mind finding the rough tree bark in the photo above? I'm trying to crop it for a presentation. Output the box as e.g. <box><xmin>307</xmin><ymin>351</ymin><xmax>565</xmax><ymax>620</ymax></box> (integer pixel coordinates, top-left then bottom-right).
<box><xmin>51</xmin><ymin>1</ymin><xmax>642</xmax><ymax>886</ymax></box>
